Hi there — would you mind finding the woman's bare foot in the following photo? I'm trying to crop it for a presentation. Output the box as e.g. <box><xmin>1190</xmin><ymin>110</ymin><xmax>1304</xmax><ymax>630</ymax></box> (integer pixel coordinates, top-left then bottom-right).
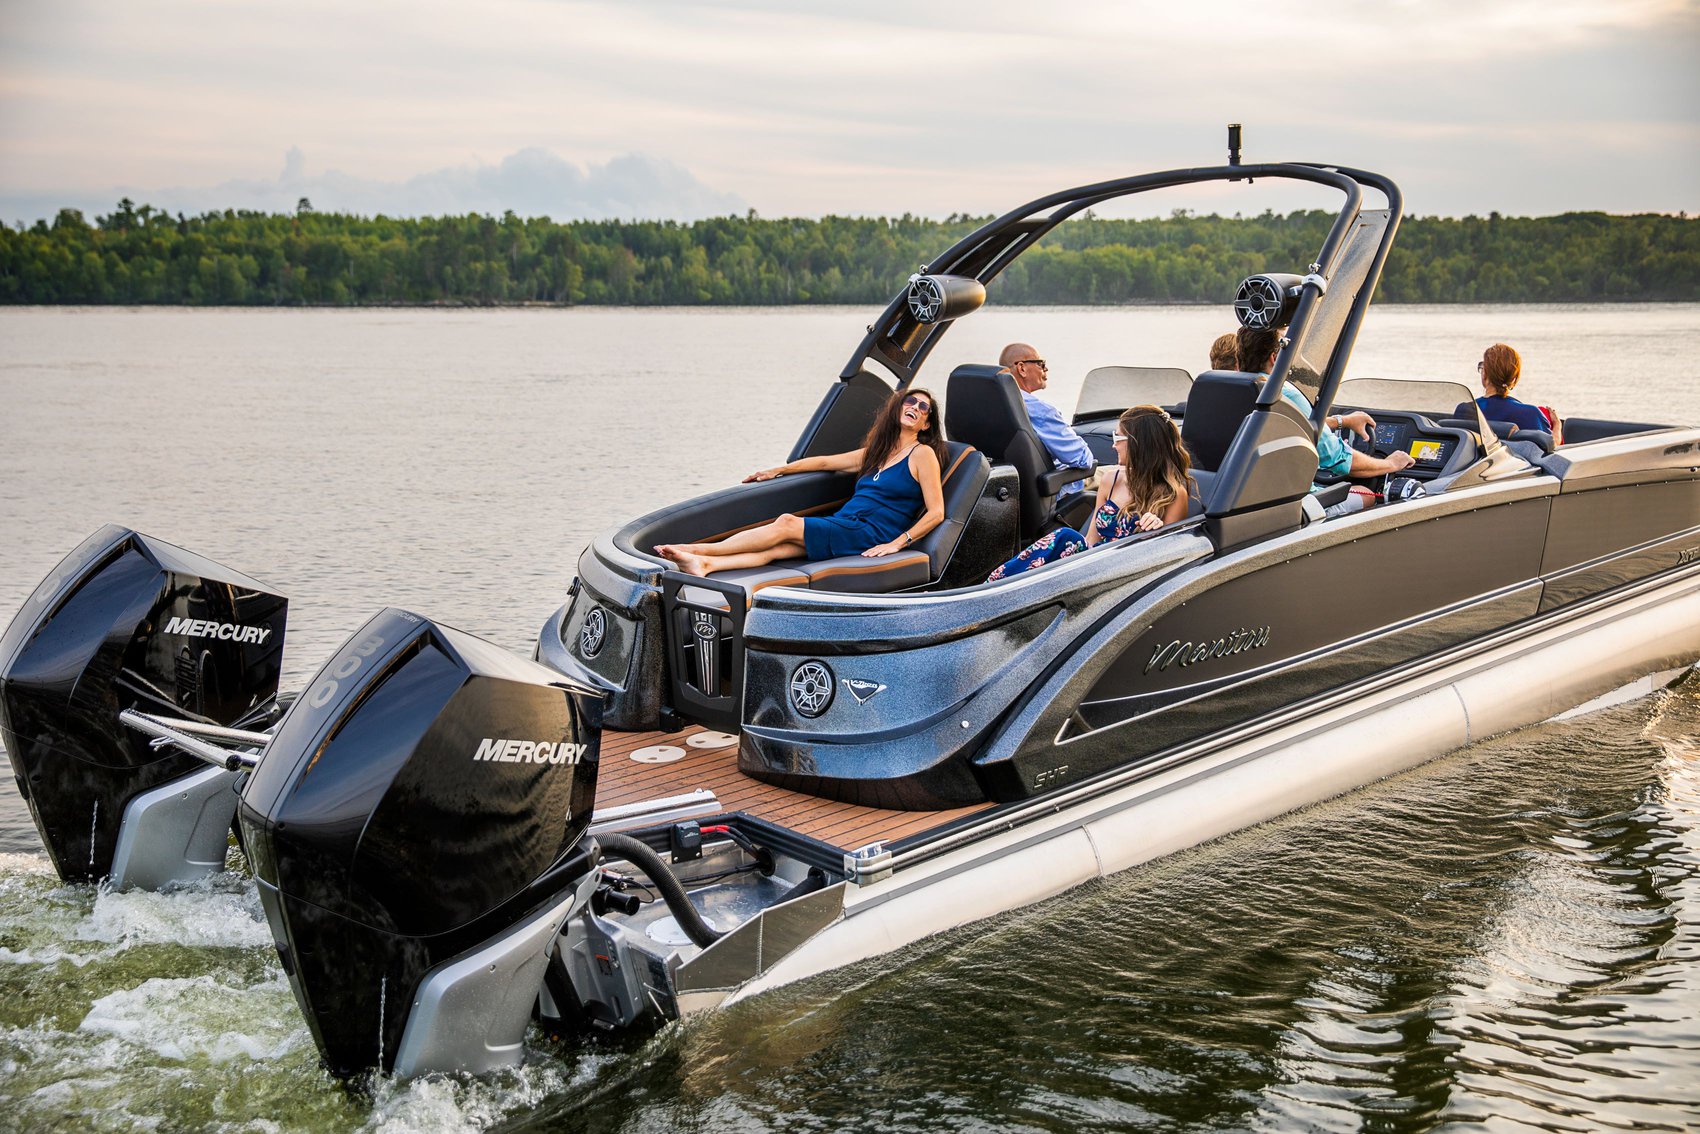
<box><xmin>656</xmin><ymin>545</ymin><xmax>713</xmax><ymax>574</ymax></box>
<box><xmin>672</xmin><ymin>550</ymin><xmax>712</xmax><ymax>577</ymax></box>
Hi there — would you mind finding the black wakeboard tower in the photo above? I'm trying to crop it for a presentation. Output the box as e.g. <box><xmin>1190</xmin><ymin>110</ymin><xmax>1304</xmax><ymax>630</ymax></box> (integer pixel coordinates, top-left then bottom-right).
<box><xmin>785</xmin><ymin>124</ymin><xmax>1405</xmax><ymax>550</ymax></box>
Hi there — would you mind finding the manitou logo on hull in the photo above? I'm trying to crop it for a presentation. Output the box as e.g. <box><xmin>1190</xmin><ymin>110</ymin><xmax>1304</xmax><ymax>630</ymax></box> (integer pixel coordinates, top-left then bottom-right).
<box><xmin>163</xmin><ymin>616</ymin><xmax>274</xmax><ymax>645</ymax></box>
<box><xmin>1144</xmin><ymin>625</ymin><xmax>1272</xmax><ymax>675</ymax></box>
<box><xmin>472</xmin><ymin>738</ymin><xmax>588</xmax><ymax>766</ymax></box>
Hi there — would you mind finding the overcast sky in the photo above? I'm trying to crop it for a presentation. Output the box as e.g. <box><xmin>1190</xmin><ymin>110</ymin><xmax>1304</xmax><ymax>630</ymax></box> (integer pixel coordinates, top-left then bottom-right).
<box><xmin>1</xmin><ymin>0</ymin><xmax>1695</xmax><ymax>224</ymax></box>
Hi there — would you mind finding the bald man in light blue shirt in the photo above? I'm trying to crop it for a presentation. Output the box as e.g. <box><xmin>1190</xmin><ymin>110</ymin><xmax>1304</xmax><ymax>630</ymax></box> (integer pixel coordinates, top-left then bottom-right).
<box><xmin>999</xmin><ymin>342</ymin><xmax>1096</xmax><ymax>495</ymax></box>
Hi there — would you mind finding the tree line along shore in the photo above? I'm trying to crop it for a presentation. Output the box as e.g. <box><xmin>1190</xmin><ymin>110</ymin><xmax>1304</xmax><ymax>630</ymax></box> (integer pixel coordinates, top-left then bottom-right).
<box><xmin>1</xmin><ymin>201</ymin><xmax>1694</xmax><ymax>307</ymax></box>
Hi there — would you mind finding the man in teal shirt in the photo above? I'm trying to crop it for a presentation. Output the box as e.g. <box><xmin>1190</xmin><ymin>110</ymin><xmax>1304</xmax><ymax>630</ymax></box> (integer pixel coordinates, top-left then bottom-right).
<box><xmin>1235</xmin><ymin>327</ymin><xmax>1415</xmax><ymax>482</ymax></box>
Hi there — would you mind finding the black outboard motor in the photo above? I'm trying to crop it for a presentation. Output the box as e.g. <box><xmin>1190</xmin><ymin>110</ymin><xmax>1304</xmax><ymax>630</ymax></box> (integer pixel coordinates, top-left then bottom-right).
<box><xmin>0</xmin><ymin>525</ymin><xmax>287</xmax><ymax>885</ymax></box>
<box><xmin>238</xmin><ymin>608</ymin><xmax>602</xmax><ymax>1078</ymax></box>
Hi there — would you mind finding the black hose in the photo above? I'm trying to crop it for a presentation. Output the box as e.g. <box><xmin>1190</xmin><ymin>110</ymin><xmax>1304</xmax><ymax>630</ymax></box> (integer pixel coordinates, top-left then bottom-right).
<box><xmin>595</xmin><ymin>833</ymin><xmax>723</xmax><ymax>948</ymax></box>
<box><xmin>716</xmin><ymin>826</ymin><xmax>776</xmax><ymax>875</ymax></box>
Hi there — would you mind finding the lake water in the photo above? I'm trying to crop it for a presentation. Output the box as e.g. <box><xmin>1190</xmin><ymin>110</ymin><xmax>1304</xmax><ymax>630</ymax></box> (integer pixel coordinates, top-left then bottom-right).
<box><xmin>1</xmin><ymin>304</ymin><xmax>1698</xmax><ymax>1132</ymax></box>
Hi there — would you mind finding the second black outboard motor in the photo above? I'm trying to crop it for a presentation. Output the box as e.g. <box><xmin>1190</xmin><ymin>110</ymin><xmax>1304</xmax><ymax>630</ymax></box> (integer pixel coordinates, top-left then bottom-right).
<box><xmin>0</xmin><ymin>525</ymin><xmax>287</xmax><ymax>885</ymax></box>
<box><xmin>238</xmin><ymin>608</ymin><xmax>603</xmax><ymax>1078</ymax></box>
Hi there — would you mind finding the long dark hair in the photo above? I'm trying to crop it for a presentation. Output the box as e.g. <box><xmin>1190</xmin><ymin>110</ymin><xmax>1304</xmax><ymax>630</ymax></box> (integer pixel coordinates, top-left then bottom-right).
<box><xmin>1117</xmin><ymin>405</ymin><xmax>1193</xmax><ymax>516</ymax></box>
<box><xmin>858</xmin><ymin>387</ymin><xmax>949</xmax><ymax>478</ymax></box>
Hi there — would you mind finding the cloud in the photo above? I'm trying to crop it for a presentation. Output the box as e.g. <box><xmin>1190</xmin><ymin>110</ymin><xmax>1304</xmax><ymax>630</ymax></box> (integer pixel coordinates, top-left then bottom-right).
<box><xmin>0</xmin><ymin>0</ymin><xmax>1694</xmax><ymax>222</ymax></box>
<box><xmin>0</xmin><ymin>147</ymin><xmax>748</xmax><ymax>225</ymax></box>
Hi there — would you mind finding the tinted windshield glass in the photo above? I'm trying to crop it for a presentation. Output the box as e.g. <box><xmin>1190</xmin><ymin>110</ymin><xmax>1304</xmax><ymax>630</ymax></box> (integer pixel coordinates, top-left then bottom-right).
<box><xmin>1074</xmin><ymin>366</ymin><xmax>1192</xmax><ymax>420</ymax></box>
<box><xmin>1335</xmin><ymin>378</ymin><xmax>1492</xmax><ymax>437</ymax></box>
<box><xmin>1291</xmin><ymin>208</ymin><xmax>1391</xmax><ymax>404</ymax></box>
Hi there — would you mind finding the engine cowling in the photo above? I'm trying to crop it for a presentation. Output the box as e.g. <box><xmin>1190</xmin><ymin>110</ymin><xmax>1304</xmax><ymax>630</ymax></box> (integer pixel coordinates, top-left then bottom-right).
<box><xmin>0</xmin><ymin>525</ymin><xmax>287</xmax><ymax>883</ymax></box>
<box><xmin>238</xmin><ymin>608</ymin><xmax>602</xmax><ymax>1076</ymax></box>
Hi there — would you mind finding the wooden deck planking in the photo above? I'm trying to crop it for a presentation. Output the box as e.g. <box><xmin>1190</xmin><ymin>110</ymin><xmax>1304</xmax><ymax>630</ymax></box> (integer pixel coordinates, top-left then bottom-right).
<box><xmin>607</xmin><ymin>760</ymin><xmax>772</xmax><ymax>804</ymax></box>
<box><xmin>588</xmin><ymin>723</ymin><xmax>992</xmax><ymax>851</ymax></box>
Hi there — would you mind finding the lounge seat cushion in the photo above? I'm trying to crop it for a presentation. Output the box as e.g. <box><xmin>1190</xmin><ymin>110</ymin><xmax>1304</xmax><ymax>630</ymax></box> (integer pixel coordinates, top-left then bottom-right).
<box><xmin>803</xmin><ymin>550</ymin><xmax>931</xmax><ymax>594</ymax></box>
<box><xmin>675</xmin><ymin>549</ymin><xmax>932</xmax><ymax>609</ymax></box>
<box><xmin>677</xmin><ymin>564</ymin><xmax>812</xmax><ymax>611</ymax></box>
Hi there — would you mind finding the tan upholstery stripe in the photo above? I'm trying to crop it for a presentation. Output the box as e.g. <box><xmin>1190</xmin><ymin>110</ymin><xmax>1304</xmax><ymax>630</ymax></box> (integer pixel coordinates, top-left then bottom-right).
<box><xmin>809</xmin><ymin>553</ymin><xmax>929</xmax><ymax>581</ymax></box>
<box><xmin>942</xmin><ymin>445</ymin><xmax>976</xmax><ymax>483</ymax></box>
<box><xmin>749</xmin><ymin>573</ymin><xmax>810</xmax><ymax>593</ymax></box>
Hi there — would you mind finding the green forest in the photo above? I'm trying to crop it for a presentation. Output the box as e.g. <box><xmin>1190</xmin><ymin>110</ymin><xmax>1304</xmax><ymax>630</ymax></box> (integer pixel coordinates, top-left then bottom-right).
<box><xmin>1</xmin><ymin>199</ymin><xmax>1694</xmax><ymax>306</ymax></box>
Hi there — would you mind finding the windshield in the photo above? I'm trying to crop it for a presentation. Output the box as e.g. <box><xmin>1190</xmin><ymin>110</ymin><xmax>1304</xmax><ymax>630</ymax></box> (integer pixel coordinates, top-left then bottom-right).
<box><xmin>1291</xmin><ymin>209</ymin><xmax>1391</xmax><ymax>404</ymax></box>
<box><xmin>1335</xmin><ymin>378</ymin><xmax>1496</xmax><ymax>439</ymax></box>
<box><xmin>1074</xmin><ymin>366</ymin><xmax>1192</xmax><ymax>420</ymax></box>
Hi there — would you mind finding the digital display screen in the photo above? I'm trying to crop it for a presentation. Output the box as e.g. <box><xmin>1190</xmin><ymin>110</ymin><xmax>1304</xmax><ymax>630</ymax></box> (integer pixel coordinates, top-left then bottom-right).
<box><xmin>1374</xmin><ymin>423</ymin><xmax>1404</xmax><ymax>448</ymax></box>
<box><xmin>1409</xmin><ymin>439</ymin><xmax>1445</xmax><ymax>464</ymax></box>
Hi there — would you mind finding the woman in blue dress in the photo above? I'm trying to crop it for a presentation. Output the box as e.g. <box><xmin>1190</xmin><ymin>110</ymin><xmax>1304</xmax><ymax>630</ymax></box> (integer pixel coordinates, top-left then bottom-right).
<box><xmin>656</xmin><ymin>388</ymin><xmax>947</xmax><ymax>577</ymax></box>
<box><xmin>988</xmin><ymin>404</ymin><xmax>1193</xmax><ymax>581</ymax></box>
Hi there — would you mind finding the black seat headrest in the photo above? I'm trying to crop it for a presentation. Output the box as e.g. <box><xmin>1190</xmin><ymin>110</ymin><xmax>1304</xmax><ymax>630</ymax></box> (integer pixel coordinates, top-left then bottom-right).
<box><xmin>1181</xmin><ymin>371</ymin><xmax>1264</xmax><ymax>473</ymax></box>
<box><xmin>944</xmin><ymin>364</ymin><xmax>1028</xmax><ymax>461</ymax></box>
<box><xmin>944</xmin><ymin>363</ymin><xmax>1080</xmax><ymax>541</ymax></box>
<box><xmin>1442</xmin><ymin>417</ymin><xmax>1551</xmax><ymax>454</ymax></box>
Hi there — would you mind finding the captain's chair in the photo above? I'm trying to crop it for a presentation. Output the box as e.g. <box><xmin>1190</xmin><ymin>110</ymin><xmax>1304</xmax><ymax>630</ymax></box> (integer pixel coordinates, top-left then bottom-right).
<box><xmin>1181</xmin><ymin>372</ymin><xmax>1264</xmax><ymax>470</ymax></box>
<box><xmin>1179</xmin><ymin>371</ymin><xmax>1266</xmax><ymax>506</ymax></box>
<box><xmin>945</xmin><ymin>364</ymin><xmax>1094</xmax><ymax>541</ymax></box>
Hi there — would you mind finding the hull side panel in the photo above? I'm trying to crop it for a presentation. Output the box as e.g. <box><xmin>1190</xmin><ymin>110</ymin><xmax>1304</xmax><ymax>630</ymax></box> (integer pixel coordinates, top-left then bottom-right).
<box><xmin>1538</xmin><ymin>479</ymin><xmax>1700</xmax><ymax>610</ymax></box>
<box><xmin>979</xmin><ymin>496</ymin><xmax>1553</xmax><ymax>796</ymax></box>
<box><xmin>732</xmin><ymin>571</ymin><xmax>1700</xmax><ymax>1004</ymax></box>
